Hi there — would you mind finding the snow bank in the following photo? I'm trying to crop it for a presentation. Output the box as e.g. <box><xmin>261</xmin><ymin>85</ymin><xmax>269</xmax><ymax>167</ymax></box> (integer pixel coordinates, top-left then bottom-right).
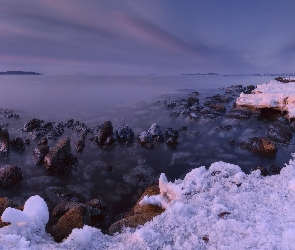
<box><xmin>236</xmin><ymin>79</ymin><xmax>295</xmax><ymax>118</ymax></box>
<box><xmin>2</xmin><ymin>158</ymin><xmax>295</xmax><ymax>248</ymax></box>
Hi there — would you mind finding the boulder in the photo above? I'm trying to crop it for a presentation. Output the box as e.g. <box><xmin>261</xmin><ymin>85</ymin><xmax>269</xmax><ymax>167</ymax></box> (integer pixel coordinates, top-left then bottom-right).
<box><xmin>138</xmin><ymin>123</ymin><xmax>164</xmax><ymax>147</ymax></box>
<box><xmin>0</xmin><ymin>165</ymin><xmax>22</xmax><ymax>188</ymax></box>
<box><xmin>267</xmin><ymin>122</ymin><xmax>292</xmax><ymax>144</ymax></box>
<box><xmin>44</xmin><ymin>137</ymin><xmax>77</xmax><ymax>171</ymax></box>
<box><xmin>240</xmin><ymin>137</ymin><xmax>277</xmax><ymax>157</ymax></box>
<box><xmin>45</xmin><ymin>186</ymin><xmax>78</xmax><ymax>204</ymax></box>
<box><xmin>33</xmin><ymin>144</ymin><xmax>49</xmax><ymax>165</ymax></box>
<box><xmin>116</xmin><ymin>124</ymin><xmax>134</xmax><ymax>142</ymax></box>
<box><xmin>9</xmin><ymin>137</ymin><xmax>25</xmax><ymax>152</ymax></box>
<box><xmin>95</xmin><ymin>121</ymin><xmax>114</xmax><ymax>145</ymax></box>
<box><xmin>109</xmin><ymin>185</ymin><xmax>164</xmax><ymax>235</ymax></box>
<box><xmin>164</xmin><ymin>128</ymin><xmax>178</xmax><ymax>147</ymax></box>
<box><xmin>74</xmin><ymin>139</ymin><xmax>85</xmax><ymax>153</ymax></box>
<box><xmin>51</xmin><ymin>206</ymin><xmax>91</xmax><ymax>242</ymax></box>
<box><xmin>0</xmin><ymin>129</ymin><xmax>9</xmax><ymax>157</ymax></box>
<box><xmin>23</xmin><ymin>118</ymin><xmax>43</xmax><ymax>132</ymax></box>
<box><xmin>86</xmin><ymin>199</ymin><xmax>110</xmax><ymax>227</ymax></box>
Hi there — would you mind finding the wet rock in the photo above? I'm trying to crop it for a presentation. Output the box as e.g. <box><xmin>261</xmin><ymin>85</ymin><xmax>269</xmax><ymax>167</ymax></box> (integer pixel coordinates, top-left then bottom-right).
<box><xmin>240</xmin><ymin>137</ymin><xmax>277</xmax><ymax>157</ymax></box>
<box><xmin>52</xmin><ymin>201</ymin><xmax>89</xmax><ymax>218</ymax></box>
<box><xmin>186</xmin><ymin>112</ymin><xmax>199</xmax><ymax>122</ymax></box>
<box><xmin>86</xmin><ymin>199</ymin><xmax>110</xmax><ymax>227</ymax></box>
<box><xmin>226</xmin><ymin>109</ymin><xmax>252</xmax><ymax>119</ymax></box>
<box><xmin>9</xmin><ymin>137</ymin><xmax>25</xmax><ymax>153</ymax></box>
<box><xmin>33</xmin><ymin>144</ymin><xmax>49</xmax><ymax>165</ymax></box>
<box><xmin>92</xmin><ymin>121</ymin><xmax>116</xmax><ymax>149</ymax></box>
<box><xmin>199</xmin><ymin>113</ymin><xmax>221</xmax><ymax>122</ymax></box>
<box><xmin>267</xmin><ymin>165</ymin><xmax>281</xmax><ymax>175</ymax></box>
<box><xmin>0</xmin><ymin>165</ymin><xmax>22</xmax><ymax>188</ymax></box>
<box><xmin>164</xmin><ymin>128</ymin><xmax>178</xmax><ymax>147</ymax></box>
<box><xmin>109</xmin><ymin>185</ymin><xmax>164</xmax><ymax>235</ymax></box>
<box><xmin>44</xmin><ymin>137</ymin><xmax>77</xmax><ymax>172</ymax></box>
<box><xmin>200</xmin><ymin>104</ymin><xmax>226</xmax><ymax>116</ymax></box>
<box><xmin>0</xmin><ymin>129</ymin><xmax>9</xmax><ymax>157</ymax></box>
<box><xmin>45</xmin><ymin>186</ymin><xmax>78</xmax><ymax>204</ymax></box>
<box><xmin>225</xmin><ymin>85</ymin><xmax>244</xmax><ymax>95</ymax></box>
<box><xmin>51</xmin><ymin>206</ymin><xmax>91</xmax><ymax>242</ymax></box>
<box><xmin>0</xmin><ymin>197</ymin><xmax>23</xmax><ymax>228</ymax></box>
<box><xmin>116</xmin><ymin>124</ymin><xmax>134</xmax><ymax>142</ymax></box>
<box><xmin>74</xmin><ymin>139</ymin><xmax>85</xmax><ymax>153</ymax></box>
<box><xmin>277</xmin><ymin>116</ymin><xmax>289</xmax><ymax>125</ymax></box>
<box><xmin>187</xmin><ymin>97</ymin><xmax>199</xmax><ymax>106</ymax></box>
<box><xmin>251</xmin><ymin>165</ymin><xmax>268</xmax><ymax>176</ymax></box>
<box><xmin>23</xmin><ymin>118</ymin><xmax>43</xmax><ymax>132</ymax></box>
<box><xmin>243</xmin><ymin>85</ymin><xmax>255</xmax><ymax>94</ymax></box>
<box><xmin>205</xmin><ymin>94</ymin><xmax>233</xmax><ymax>106</ymax></box>
<box><xmin>123</xmin><ymin>165</ymin><xmax>156</xmax><ymax>187</ymax></box>
<box><xmin>267</xmin><ymin>122</ymin><xmax>292</xmax><ymax>144</ymax></box>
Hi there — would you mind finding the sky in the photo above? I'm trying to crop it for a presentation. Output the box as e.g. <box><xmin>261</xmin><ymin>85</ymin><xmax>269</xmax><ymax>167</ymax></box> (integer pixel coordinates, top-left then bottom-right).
<box><xmin>1</xmin><ymin>0</ymin><xmax>295</xmax><ymax>75</ymax></box>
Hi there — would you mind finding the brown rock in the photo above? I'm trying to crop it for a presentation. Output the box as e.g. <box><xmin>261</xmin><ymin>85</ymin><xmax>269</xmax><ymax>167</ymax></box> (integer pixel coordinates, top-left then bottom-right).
<box><xmin>240</xmin><ymin>137</ymin><xmax>277</xmax><ymax>157</ymax></box>
<box><xmin>51</xmin><ymin>206</ymin><xmax>91</xmax><ymax>242</ymax></box>
<box><xmin>0</xmin><ymin>165</ymin><xmax>23</xmax><ymax>188</ymax></box>
<box><xmin>109</xmin><ymin>185</ymin><xmax>165</xmax><ymax>235</ymax></box>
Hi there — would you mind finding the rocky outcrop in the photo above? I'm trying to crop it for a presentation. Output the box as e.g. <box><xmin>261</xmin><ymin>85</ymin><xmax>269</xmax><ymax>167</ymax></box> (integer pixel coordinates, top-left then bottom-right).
<box><xmin>33</xmin><ymin>140</ymin><xmax>49</xmax><ymax>165</ymax></box>
<box><xmin>138</xmin><ymin>123</ymin><xmax>164</xmax><ymax>148</ymax></box>
<box><xmin>109</xmin><ymin>185</ymin><xmax>164</xmax><ymax>235</ymax></box>
<box><xmin>0</xmin><ymin>128</ymin><xmax>9</xmax><ymax>157</ymax></box>
<box><xmin>240</xmin><ymin>137</ymin><xmax>277</xmax><ymax>157</ymax></box>
<box><xmin>116</xmin><ymin>124</ymin><xmax>134</xmax><ymax>143</ymax></box>
<box><xmin>9</xmin><ymin>137</ymin><xmax>25</xmax><ymax>153</ymax></box>
<box><xmin>44</xmin><ymin>137</ymin><xmax>77</xmax><ymax>172</ymax></box>
<box><xmin>267</xmin><ymin>122</ymin><xmax>292</xmax><ymax>144</ymax></box>
<box><xmin>91</xmin><ymin>121</ymin><xmax>116</xmax><ymax>149</ymax></box>
<box><xmin>0</xmin><ymin>165</ymin><xmax>22</xmax><ymax>188</ymax></box>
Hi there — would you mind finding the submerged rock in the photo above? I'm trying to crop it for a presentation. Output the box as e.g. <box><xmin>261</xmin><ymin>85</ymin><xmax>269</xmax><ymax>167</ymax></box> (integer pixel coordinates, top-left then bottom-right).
<box><xmin>0</xmin><ymin>165</ymin><xmax>22</xmax><ymax>188</ymax></box>
<box><xmin>44</xmin><ymin>137</ymin><xmax>77</xmax><ymax>172</ymax></box>
<box><xmin>267</xmin><ymin>122</ymin><xmax>292</xmax><ymax>144</ymax></box>
<box><xmin>240</xmin><ymin>137</ymin><xmax>277</xmax><ymax>157</ymax></box>
<box><xmin>45</xmin><ymin>186</ymin><xmax>78</xmax><ymax>204</ymax></box>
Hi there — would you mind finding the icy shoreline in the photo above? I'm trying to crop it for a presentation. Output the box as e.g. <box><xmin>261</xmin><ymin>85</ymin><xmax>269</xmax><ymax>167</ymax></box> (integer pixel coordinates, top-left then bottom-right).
<box><xmin>1</xmin><ymin>156</ymin><xmax>295</xmax><ymax>249</ymax></box>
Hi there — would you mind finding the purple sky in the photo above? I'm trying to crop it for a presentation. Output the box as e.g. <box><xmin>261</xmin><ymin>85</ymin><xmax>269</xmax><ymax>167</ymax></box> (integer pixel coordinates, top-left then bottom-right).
<box><xmin>1</xmin><ymin>0</ymin><xmax>295</xmax><ymax>75</ymax></box>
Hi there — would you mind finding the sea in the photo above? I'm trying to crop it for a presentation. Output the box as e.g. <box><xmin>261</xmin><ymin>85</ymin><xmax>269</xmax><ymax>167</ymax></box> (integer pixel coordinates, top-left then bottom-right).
<box><xmin>0</xmin><ymin>75</ymin><xmax>293</xmax><ymax>221</ymax></box>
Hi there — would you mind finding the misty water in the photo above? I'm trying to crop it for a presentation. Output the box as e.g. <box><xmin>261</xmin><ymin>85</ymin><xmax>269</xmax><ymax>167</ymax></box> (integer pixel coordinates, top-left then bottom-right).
<box><xmin>0</xmin><ymin>75</ymin><xmax>294</xmax><ymax>224</ymax></box>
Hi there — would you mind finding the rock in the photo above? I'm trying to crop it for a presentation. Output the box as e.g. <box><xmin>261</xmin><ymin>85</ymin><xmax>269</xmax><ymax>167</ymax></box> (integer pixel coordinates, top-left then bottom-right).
<box><xmin>23</xmin><ymin>118</ymin><xmax>43</xmax><ymax>132</ymax></box>
<box><xmin>45</xmin><ymin>186</ymin><xmax>78</xmax><ymax>204</ymax></box>
<box><xmin>0</xmin><ymin>165</ymin><xmax>22</xmax><ymax>188</ymax></box>
<box><xmin>243</xmin><ymin>85</ymin><xmax>255</xmax><ymax>94</ymax></box>
<box><xmin>187</xmin><ymin>97</ymin><xmax>199</xmax><ymax>106</ymax></box>
<box><xmin>52</xmin><ymin>201</ymin><xmax>89</xmax><ymax>218</ymax></box>
<box><xmin>74</xmin><ymin>139</ymin><xmax>85</xmax><ymax>153</ymax></box>
<box><xmin>86</xmin><ymin>199</ymin><xmax>110</xmax><ymax>227</ymax></box>
<box><xmin>0</xmin><ymin>197</ymin><xmax>23</xmax><ymax>228</ymax></box>
<box><xmin>33</xmin><ymin>144</ymin><xmax>49</xmax><ymax>165</ymax></box>
<box><xmin>226</xmin><ymin>109</ymin><xmax>252</xmax><ymax>119</ymax></box>
<box><xmin>215</xmin><ymin>125</ymin><xmax>232</xmax><ymax>132</ymax></box>
<box><xmin>51</xmin><ymin>206</ymin><xmax>91</xmax><ymax>242</ymax></box>
<box><xmin>251</xmin><ymin>166</ymin><xmax>268</xmax><ymax>176</ymax></box>
<box><xmin>267</xmin><ymin>165</ymin><xmax>281</xmax><ymax>175</ymax></box>
<box><xmin>267</xmin><ymin>122</ymin><xmax>292</xmax><ymax>144</ymax></box>
<box><xmin>240</xmin><ymin>137</ymin><xmax>277</xmax><ymax>157</ymax></box>
<box><xmin>44</xmin><ymin>137</ymin><xmax>77</xmax><ymax>171</ymax></box>
<box><xmin>189</xmin><ymin>91</ymin><xmax>199</xmax><ymax>96</ymax></box>
<box><xmin>291</xmin><ymin>121</ymin><xmax>295</xmax><ymax>131</ymax></box>
<box><xmin>164</xmin><ymin>128</ymin><xmax>178</xmax><ymax>147</ymax></box>
<box><xmin>109</xmin><ymin>185</ymin><xmax>164</xmax><ymax>235</ymax></box>
<box><xmin>94</xmin><ymin>121</ymin><xmax>115</xmax><ymax>146</ymax></box>
<box><xmin>116</xmin><ymin>124</ymin><xmax>134</xmax><ymax>142</ymax></box>
<box><xmin>123</xmin><ymin>165</ymin><xmax>156</xmax><ymax>187</ymax></box>
<box><xmin>204</xmin><ymin>94</ymin><xmax>233</xmax><ymax>105</ymax></box>
<box><xmin>138</xmin><ymin>123</ymin><xmax>164</xmax><ymax>146</ymax></box>
<box><xmin>200</xmin><ymin>105</ymin><xmax>226</xmax><ymax>115</ymax></box>
<box><xmin>9</xmin><ymin>137</ymin><xmax>25</xmax><ymax>153</ymax></box>
<box><xmin>24</xmin><ymin>138</ymin><xmax>30</xmax><ymax>145</ymax></box>
<box><xmin>0</xmin><ymin>129</ymin><xmax>9</xmax><ymax>157</ymax></box>
<box><xmin>277</xmin><ymin>116</ymin><xmax>289</xmax><ymax>125</ymax></box>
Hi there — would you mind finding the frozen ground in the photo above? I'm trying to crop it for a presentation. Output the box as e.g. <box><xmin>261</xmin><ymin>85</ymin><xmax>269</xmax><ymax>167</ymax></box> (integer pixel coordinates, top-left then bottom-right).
<box><xmin>2</xmin><ymin>154</ymin><xmax>295</xmax><ymax>249</ymax></box>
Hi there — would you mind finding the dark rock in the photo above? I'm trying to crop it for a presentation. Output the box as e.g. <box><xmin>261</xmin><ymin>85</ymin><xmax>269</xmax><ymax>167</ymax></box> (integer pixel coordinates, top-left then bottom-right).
<box><xmin>0</xmin><ymin>165</ymin><xmax>22</xmax><ymax>188</ymax></box>
<box><xmin>45</xmin><ymin>186</ymin><xmax>78</xmax><ymax>204</ymax></box>
<box><xmin>205</xmin><ymin>94</ymin><xmax>233</xmax><ymax>105</ymax></box>
<box><xmin>9</xmin><ymin>137</ymin><xmax>25</xmax><ymax>152</ymax></box>
<box><xmin>277</xmin><ymin>116</ymin><xmax>289</xmax><ymax>125</ymax></box>
<box><xmin>215</xmin><ymin>125</ymin><xmax>232</xmax><ymax>132</ymax></box>
<box><xmin>186</xmin><ymin>112</ymin><xmax>199</xmax><ymax>122</ymax></box>
<box><xmin>86</xmin><ymin>199</ymin><xmax>110</xmax><ymax>227</ymax></box>
<box><xmin>258</xmin><ymin>108</ymin><xmax>282</xmax><ymax>120</ymax></box>
<box><xmin>44</xmin><ymin>137</ymin><xmax>77</xmax><ymax>171</ymax></box>
<box><xmin>75</xmin><ymin>139</ymin><xmax>85</xmax><ymax>153</ymax></box>
<box><xmin>0</xmin><ymin>129</ymin><xmax>9</xmax><ymax>157</ymax></box>
<box><xmin>95</xmin><ymin>121</ymin><xmax>114</xmax><ymax>145</ymax></box>
<box><xmin>226</xmin><ymin>109</ymin><xmax>252</xmax><ymax>119</ymax></box>
<box><xmin>138</xmin><ymin>123</ymin><xmax>164</xmax><ymax>146</ymax></box>
<box><xmin>116</xmin><ymin>124</ymin><xmax>134</xmax><ymax>142</ymax></box>
<box><xmin>243</xmin><ymin>85</ymin><xmax>255</xmax><ymax>94</ymax></box>
<box><xmin>52</xmin><ymin>201</ymin><xmax>89</xmax><ymax>218</ymax></box>
<box><xmin>187</xmin><ymin>97</ymin><xmax>199</xmax><ymax>106</ymax></box>
<box><xmin>164</xmin><ymin>128</ymin><xmax>178</xmax><ymax>147</ymax></box>
<box><xmin>267</xmin><ymin>122</ymin><xmax>292</xmax><ymax>144</ymax></box>
<box><xmin>33</xmin><ymin>144</ymin><xmax>49</xmax><ymax>165</ymax></box>
<box><xmin>109</xmin><ymin>185</ymin><xmax>164</xmax><ymax>235</ymax></box>
<box><xmin>251</xmin><ymin>166</ymin><xmax>268</xmax><ymax>176</ymax></box>
<box><xmin>291</xmin><ymin>121</ymin><xmax>295</xmax><ymax>132</ymax></box>
<box><xmin>275</xmin><ymin>77</ymin><xmax>295</xmax><ymax>83</ymax></box>
<box><xmin>240</xmin><ymin>137</ymin><xmax>277</xmax><ymax>157</ymax></box>
<box><xmin>51</xmin><ymin>206</ymin><xmax>91</xmax><ymax>242</ymax></box>
<box><xmin>23</xmin><ymin>118</ymin><xmax>43</xmax><ymax>132</ymax></box>
<box><xmin>123</xmin><ymin>165</ymin><xmax>156</xmax><ymax>187</ymax></box>
<box><xmin>267</xmin><ymin>165</ymin><xmax>281</xmax><ymax>175</ymax></box>
<box><xmin>189</xmin><ymin>91</ymin><xmax>199</xmax><ymax>96</ymax></box>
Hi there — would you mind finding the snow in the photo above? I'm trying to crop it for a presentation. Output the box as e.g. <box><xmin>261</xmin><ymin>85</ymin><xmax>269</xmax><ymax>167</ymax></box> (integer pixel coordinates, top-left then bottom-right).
<box><xmin>3</xmin><ymin>158</ymin><xmax>295</xmax><ymax>248</ymax></box>
<box><xmin>236</xmin><ymin>79</ymin><xmax>295</xmax><ymax>118</ymax></box>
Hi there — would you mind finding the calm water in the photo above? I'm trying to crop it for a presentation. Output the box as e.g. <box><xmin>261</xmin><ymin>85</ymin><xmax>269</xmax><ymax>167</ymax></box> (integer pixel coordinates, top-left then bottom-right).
<box><xmin>0</xmin><ymin>75</ymin><xmax>292</xmax><ymax>221</ymax></box>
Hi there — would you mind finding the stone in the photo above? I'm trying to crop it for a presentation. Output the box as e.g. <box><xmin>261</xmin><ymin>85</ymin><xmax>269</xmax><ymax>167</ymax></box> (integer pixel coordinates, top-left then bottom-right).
<box><xmin>109</xmin><ymin>185</ymin><xmax>164</xmax><ymax>235</ymax></box>
<box><xmin>95</xmin><ymin>121</ymin><xmax>114</xmax><ymax>145</ymax></box>
<box><xmin>74</xmin><ymin>139</ymin><xmax>85</xmax><ymax>153</ymax></box>
<box><xmin>0</xmin><ymin>165</ymin><xmax>22</xmax><ymax>188</ymax></box>
<box><xmin>51</xmin><ymin>206</ymin><xmax>91</xmax><ymax>242</ymax></box>
<box><xmin>52</xmin><ymin>201</ymin><xmax>88</xmax><ymax>218</ymax></box>
<box><xmin>251</xmin><ymin>166</ymin><xmax>268</xmax><ymax>176</ymax></box>
<box><xmin>116</xmin><ymin>124</ymin><xmax>134</xmax><ymax>142</ymax></box>
<box><xmin>0</xmin><ymin>129</ymin><xmax>9</xmax><ymax>157</ymax></box>
<box><xmin>240</xmin><ymin>137</ymin><xmax>277</xmax><ymax>157</ymax></box>
<box><xmin>23</xmin><ymin>118</ymin><xmax>43</xmax><ymax>132</ymax></box>
<box><xmin>267</xmin><ymin>122</ymin><xmax>292</xmax><ymax>144</ymax></box>
<box><xmin>33</xmin><ymin>144</ymin><xmax>49</xmax><ymax>165</ymax></box>
<box><xmin>164</xmin><ymin>128</ymin><xmax>178</xmax><ymax>147</ymax></box>
<box><xmin>138</xmin><ymin>123</ymin><xmax>164</xmax><ymax>146</ymax></box>
<box><xmin>45</xmin><ymin>186</ymin><xmax>78</xmax><ymax>204</ymax></box>
<box><xmin>86</xmin><ymin>199</ymin><xmax>110</xmax><ymax>227</ymax></box>
<box><xmin>9</xmin><ymin>137</ymin><xmax>25</xmax><ymax>152</ymax></box>
<box><xmin>44</xmin><ymin>137</ymin><xmax>77</xmax><ymax>171</ymax></box>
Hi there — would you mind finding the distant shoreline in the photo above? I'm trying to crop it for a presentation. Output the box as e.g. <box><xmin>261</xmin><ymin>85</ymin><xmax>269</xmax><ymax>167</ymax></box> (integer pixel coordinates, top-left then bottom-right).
<box><xmin>0</xmin><ymin>71</ymin><xmax>42</xmax><ymax>75</ymax></box>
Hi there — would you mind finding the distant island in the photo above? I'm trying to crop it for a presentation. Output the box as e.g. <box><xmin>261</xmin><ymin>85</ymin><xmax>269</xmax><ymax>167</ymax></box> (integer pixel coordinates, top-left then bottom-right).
<box><xmin>0</xmin><ymin>71</ymin><xmax>42</xmax><ymax>75</ymax></box>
